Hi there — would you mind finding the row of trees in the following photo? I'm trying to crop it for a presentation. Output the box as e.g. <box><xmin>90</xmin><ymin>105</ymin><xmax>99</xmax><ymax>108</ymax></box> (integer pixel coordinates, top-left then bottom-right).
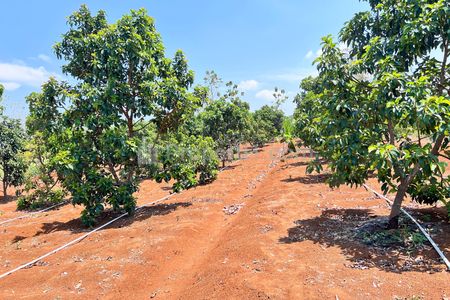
<box><xmin>139</xmin><ymin>79</ymin><xmax>285</xmax><ymax>192</ymax></box>
<box><xmin>0</xmin><ymin>86</ymin><xmax>26</xmax><ymax>199</ymax></box>
<box><xmin>295</xmin><ymin>0</ymin><xmax>450</xmax><ymax>228</ymax></box>
<box><xmin>0</xmin><ymin>6</ymin><xmax>286</xmax><ymax>226</ymax></box>
<box><xmin>7</xmin><ymin>1</ymin><xmax>448</xmax><ymax>231</ymax></box>
<box><xmin>183</xmin><ymin>80</ymin><xmax>286</xmax><ymax>166</ymax></box>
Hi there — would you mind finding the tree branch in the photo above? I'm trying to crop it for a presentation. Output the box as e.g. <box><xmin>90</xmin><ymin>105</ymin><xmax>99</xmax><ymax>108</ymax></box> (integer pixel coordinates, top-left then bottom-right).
<box><xmin>439</xmin><ymin>153</ymin><xmax>450</xmax><ymax>160</ymax></box>
<box><xmin>107</xmin><ymin>161</ymin><xmax>121</xmax><ymax>185</ymax></box>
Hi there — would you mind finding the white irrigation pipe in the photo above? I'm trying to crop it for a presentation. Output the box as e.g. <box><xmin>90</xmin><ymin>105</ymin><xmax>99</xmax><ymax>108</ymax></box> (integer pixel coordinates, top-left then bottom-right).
<box><xmin>0</xmin><ymin>162</ymin><xmax>236</xmax><ymax>228</ymax></box>
<box><xmin>0</xmin><ymin>166</ymin><xmax>234</xmax><ymax>227</ymax></box>
<box><xmin>363</xmin><ymin>183</ymin><xmax>450</xmax><ymax>271</ymax></box>
<box><xmin>0</xmin><ymin>162</ymin><xmax>224</xmax><ymax>228</ymax></box>
<box><xmin>0</xmin><ymin>194</ymin><xmax>173</xmax><ymax>280</ymax></box>
<box><xmin>0</xmin><ymin>150</ymin><xmax>248</xmax><ymax>228</ymax></box>
<box><xmin>0</xmin><ymin>144</ymin><xmax>283</xmax><ymax>280</ymax></box>
<box><xmin>0</xmin><ymin>201</ymin><xmax>68</xmax><ymax>226</ymax></box>
<box><xmin>0</xmin><ymin>145</ymin><xmax>262</xmax><ymax>227</ymax></box>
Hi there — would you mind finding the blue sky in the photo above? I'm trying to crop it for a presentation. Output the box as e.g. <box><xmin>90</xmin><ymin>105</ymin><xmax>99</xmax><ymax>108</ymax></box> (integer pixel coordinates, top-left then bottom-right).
<box><xmin>0</xmin><ymin>0</ymin><xmax>368</xmax><ymax>120</ymax></box>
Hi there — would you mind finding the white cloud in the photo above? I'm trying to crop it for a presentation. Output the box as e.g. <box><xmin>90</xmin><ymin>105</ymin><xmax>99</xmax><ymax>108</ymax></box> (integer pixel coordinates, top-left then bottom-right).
<box><xmin>0</xmin><ymin>82</ymin><xmax>21</xmax><ymax>91</ymax></box>
<box><xmin>305</xmin><ymin>50</ymin><xmax>314</xmax><ymax>59</ymax></box>
<box><xmin>306</xmin><ymin>44</ymin><xmax>348</xmax><ymax>61</ymax></box>
<box><xmin>11</xmin><ymin>59</ymin><xmax>26</xmax><ymax>66</ymax></box>
<box><xmin>0</xmin><ymin>62</ymin><xmax>55</xmax><ymax>88</ymax></box>
<box><xmin>265</xmin><ymin>68</ymin><xmax>318</xmax><ymax>83</ymax></box>
<box><xmin>306</xmin><ymin>48</ymin><xmax>322</xmax><ymax>60</ymax></box>
<box><xmin>37</xmin><ymin>54</ymin><xmax>51</xmax><ymax>63</ymax></box>
<box><xmin>238</xmin><ymin>79</ymin><xmax>259</xmax><ymax>91</ymax></box>
<box><xmin>255</xmin><ymin>89</ymin><xmax>275</xmax><ymax>102</ymax></box>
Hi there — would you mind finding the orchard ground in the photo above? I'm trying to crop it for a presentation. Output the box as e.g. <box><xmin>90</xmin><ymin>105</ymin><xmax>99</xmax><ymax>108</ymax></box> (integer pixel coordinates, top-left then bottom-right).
<box><xmin>0</xmin><ymin>143</ymin><xmax>448</xmax><ymax>299</ymax></box>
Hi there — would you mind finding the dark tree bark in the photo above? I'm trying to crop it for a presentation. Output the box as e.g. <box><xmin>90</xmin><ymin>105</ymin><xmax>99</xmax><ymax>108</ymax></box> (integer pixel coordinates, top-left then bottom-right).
<box><xmin>2</xmin><ymin>180</ymin><xmax>7</xmax><ymax>199</ymax></box>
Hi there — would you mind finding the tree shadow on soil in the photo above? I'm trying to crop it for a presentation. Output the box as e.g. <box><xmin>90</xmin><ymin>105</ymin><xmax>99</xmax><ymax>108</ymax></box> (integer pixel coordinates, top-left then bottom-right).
<box><xmin>285</xmin><ymin>157</ymin><xmax>328</xmax><ymax>167</ymax></box>
<box><xmin>279</xmin><ymin>208</ymin><xmax>447</xmax><ymax>273</ymax></box>
<box><xmin>409</xmin><ymin>206</ymin><xmax>449</xmax><ymax>223</ymax></box>
<box><xmin>240</xmin><ymin>149</ymin><xmax>264</xmax><ymax>155</ymax></box>
<box><xmin>11</xmin><ymin>235</ymin><xmax>27</xmax><ymax>244</ymax></box>
<box><xmin>285</xmin><ymin>161</ymin><xmax>310</xmax><ymax>167</ymax></box>
<box><xmin>294</xmin><ymin>152</ymin><xmax>317</xmax><ymax>158</ymax></box>
<box><xmin>282</xmin><ymin>173</ymin><xmax>330</xmax><ymax>184</ymax></box>
<box><xmin>33</xmin><ymin>202</ymin><xmax>191</xmax><ymax>236</ymax></box>
<box><xmin>220</xmin><ymin>164</ymin><xmax>241</xmax><ymax>171</ymax></box>
<box><xmin>0</xmin><ymin>195</ymin><xmax>18</xmax><ymax>204</ymax></box>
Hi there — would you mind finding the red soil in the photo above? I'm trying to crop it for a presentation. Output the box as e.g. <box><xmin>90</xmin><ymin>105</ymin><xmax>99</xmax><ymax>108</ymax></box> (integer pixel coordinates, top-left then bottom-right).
<box><xmin>0</xmin><ymin>143</ymin><xmax>448</xmax><ymax>299</ymax></box>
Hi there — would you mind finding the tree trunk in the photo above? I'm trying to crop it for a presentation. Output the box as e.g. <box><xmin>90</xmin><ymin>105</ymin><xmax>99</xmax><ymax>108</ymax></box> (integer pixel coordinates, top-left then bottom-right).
<box><xmin>2</xmin><ymin>180</ymin><xmax>7</xmax><ymax>199</ymax></box>
<box><xmin>107</xmin><ymin>161</ymin><xmax>121</xmax><ymax>185</ymax></box>
<box><xmin>386</xmin><ymin>39</ymin><xmax>448</xmax><ymax>229</ymax></box>
<box><xmin>386</xmin><ymin>119</ymin><xmax>406</xmax><ymax>229</ymax></box>
<box><xmin>387</xmin><ymin>181</ymin><xmax>408</xmax><ymax>229</ymax></box>
<box><xmin>222</xmin><ymin>160</ymin><xmax>225</xmax><ymax>168</ymax></box>
<box><xmin>126</xmin><ymin>112</ymin><xmax>136</xmax><ymax>183</ymax></box>
<box><xmin>387</xmin><ymin>161</ymin><xmax>421</xmax><ymax>228</ymax></box>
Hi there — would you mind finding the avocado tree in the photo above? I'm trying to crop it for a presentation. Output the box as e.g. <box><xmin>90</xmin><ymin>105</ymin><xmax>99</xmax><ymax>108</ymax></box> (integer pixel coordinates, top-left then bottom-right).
<box><xmin>16</xmin><ymin>87</ymin><xmax>67</xmax><ymax>210</ymax></box>
<box><xmin>246</xmin><ymin>114</ymin><xmax>271</xmax><ymax>149</ymax></box>
<box><xmin>294</xmin><ymin>76</ymin><xmax>325</xmax><ymax>158</ymax></box>
<box><xmin>246</xmin><ymin>105</ymin><xmax>285</xmax><ymax>150</ymax></box>
<box><xmin>296</xmin><ymin>0</ymin><xmax>450</xmax><ymax>227</ymax></box>
<box><xmin>136</xmin><ymin>87</ymin><xmax>220</xmax><ymax>193</ymax></box>
<box><xmin>0</xmin><ymin>85</ymin><xmax>26</xmax><ymax>199</ymax></box>
<box><xmin>253</xmin><ymin>105</ymin><xmax>285</xmax><ymax>141</ymax></box>
<box><xmin>153</xmin><ymin>134</ymin><xmax>219</xmax><ymax>192</ymax></box>
<box><xmin>201</xmin><ymin>82</ymin><xmax>250</xmax><ymax>167</ymax></box>
<box><xmin>30</xmin><ymin>6</ymin><xmax>201</xmax><ymax>225</ymax></box>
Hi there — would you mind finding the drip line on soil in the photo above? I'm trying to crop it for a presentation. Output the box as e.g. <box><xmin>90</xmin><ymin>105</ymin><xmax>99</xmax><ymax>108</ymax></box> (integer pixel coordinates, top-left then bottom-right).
<box><xmin>0</xmin><ymin>145</ymin><xmax>284</xmax><ymax>280</ymax></box>
<box><xmin>0</xmin><ymin>201</ymin><xmax>69</xmax><ymax>226</ymax></box>
<box><xmin>363</xmin><ymin>183</ymin><xmax>450</xmax><ymax>271</ymax></box>
<box><xmin>0</xmin><ymin>150</ymin><xmax>254</xmax><ymax>227</ymax></box>
<box><xmin>0</xmin><ymin>194</ymin><xmax>173</xmax><ymax>280</ymax></box>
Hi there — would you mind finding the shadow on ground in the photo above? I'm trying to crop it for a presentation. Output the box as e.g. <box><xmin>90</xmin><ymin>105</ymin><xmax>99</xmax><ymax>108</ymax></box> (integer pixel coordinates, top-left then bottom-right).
<box><xmin>279</xmin><ymin>208</ymin><xmax>446</xmax><ymax>273</ymax></box>
<box><xmin>240</xmin><ymin>149</ymin><xmax>264</xmax><ymax>155</ymax></box>
<box><xmin>220</xmin><ymin>164</ymin><xmax>241</xmax><ymax>171</ymax></box>
<box><xmin>0</xmin><ymin>195</ymin><xmax>18</xmax><ymax>205</ymax></box>
<box><xmin>282</xmin><ymin>173</ymin><xmax>330</xmax><ymax>184</ymax></box>
<box><xmin>285</xmin><ymin>161</ymin><xmax>310</xmax><ymax>167</ymax></box>
<box><xmin>285</xmin><ymin>151</ymin><xmax>317</xmax><ymax>159</ymax></box>
<box><xmin>11</xmin><ymin>235</ymin><xmax>27</xmax><ymax>244</ymax></box>
<box><xmin>33</xmin><ymin>202</ymin><xmax>192</xmax><ymax>236</ymax></box>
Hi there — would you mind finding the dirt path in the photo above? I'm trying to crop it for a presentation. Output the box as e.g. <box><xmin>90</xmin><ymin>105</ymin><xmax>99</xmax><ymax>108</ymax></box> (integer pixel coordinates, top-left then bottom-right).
<box><xmin>175</xmin><ymin>153</ymin><xmax>450</xmax><ymax>299</ymax></box>
<box><xmin>0</xmin><ymin>145</ymin><xmax>448</xmax><ymax>299</ymax></box>
<box><xmin>0</xmin><ymin>144</ymin><xmax>282</xmax><ymax>299</ymax></box>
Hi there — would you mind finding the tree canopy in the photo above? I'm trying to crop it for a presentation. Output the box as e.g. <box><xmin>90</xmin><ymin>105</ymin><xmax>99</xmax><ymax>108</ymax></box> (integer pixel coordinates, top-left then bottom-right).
<box><xmin>254</xmin><ymin>105</ymin><xmax>285</xmax><ymax>140</ymax></box>
<box><xmin>0</xmin><ymin>84</ymin><xmax>26</xmax><ymax>199</ymax></box>
<box><xmin>200</xmin><ymin>81</ymin><xmax>251</xmax><ymax>166</ymax></box>
<box><xmin>295</xmin><ymin>0</ymin><xmax>450</xmax><ymax>227</ymax></box>
<box><xmin>29</xmin><ymin>6</ymin><xmax>203</xmax><ymax>225</ymax></box>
